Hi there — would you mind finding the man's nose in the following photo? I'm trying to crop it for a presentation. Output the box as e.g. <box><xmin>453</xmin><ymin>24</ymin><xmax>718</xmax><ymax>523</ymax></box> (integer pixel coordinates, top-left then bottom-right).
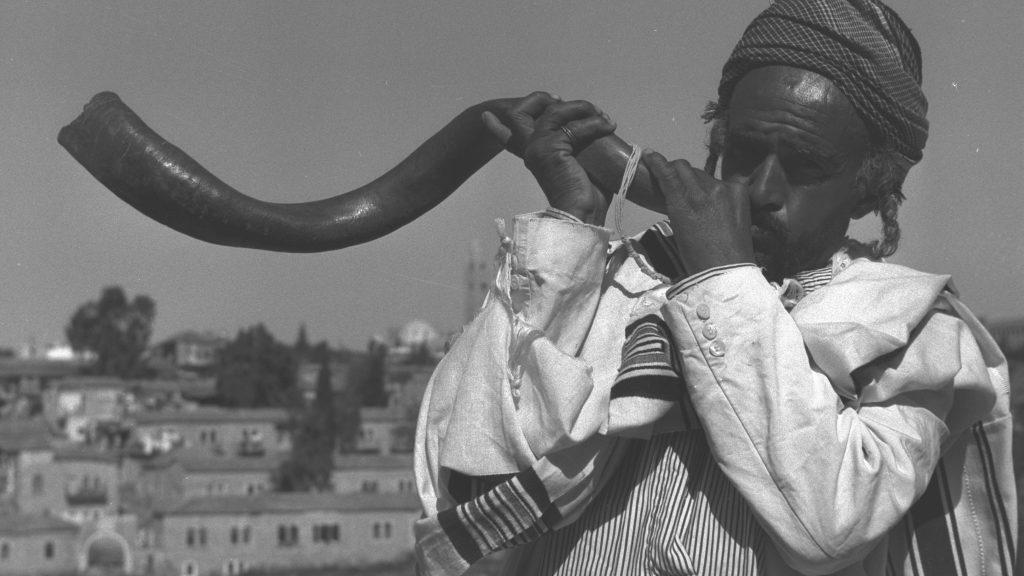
<box><xmin>734</xmin><ymin>155</ymin><xmax>788</xmax><ymax>212</ymax></box>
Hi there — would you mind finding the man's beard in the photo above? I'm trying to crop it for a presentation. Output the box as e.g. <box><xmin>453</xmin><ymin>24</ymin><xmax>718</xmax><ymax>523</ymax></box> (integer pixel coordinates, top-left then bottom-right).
<box><xmin>751</xmin><ymin>214</ymin><xmax>846</xmax><ymax>282</ymax></box>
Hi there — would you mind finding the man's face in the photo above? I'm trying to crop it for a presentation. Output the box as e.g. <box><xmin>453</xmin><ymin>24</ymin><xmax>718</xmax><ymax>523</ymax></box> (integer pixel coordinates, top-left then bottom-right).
<box><xmin>718</xmin><ymin>66</ymin><xmax>872</xmax><ymax>281</ymax></box>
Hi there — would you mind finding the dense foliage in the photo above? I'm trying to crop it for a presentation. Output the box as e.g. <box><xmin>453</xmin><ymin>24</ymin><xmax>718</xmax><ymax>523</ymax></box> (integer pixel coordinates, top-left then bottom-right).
<box><xmin>66</xmin><ymin>286</ymin><xmax>155</xmax><ymax>377</ymax></box>
<box><xmin>216</xmin><ymin>324</ymin><xmax>299</xmax><ymax>408</ymax></box>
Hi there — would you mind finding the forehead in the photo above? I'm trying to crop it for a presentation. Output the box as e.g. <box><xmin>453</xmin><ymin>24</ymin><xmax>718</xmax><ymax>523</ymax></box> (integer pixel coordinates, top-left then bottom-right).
<box><xmin>725</xmin><ymin>66</ymin><xmax>869</xmax><ymax>156</ymax></box>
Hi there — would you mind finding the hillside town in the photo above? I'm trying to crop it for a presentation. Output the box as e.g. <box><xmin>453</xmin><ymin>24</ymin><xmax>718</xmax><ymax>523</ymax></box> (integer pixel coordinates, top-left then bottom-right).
<box><xmin>0</xmin><ymin>253</ymin><xmax>498</xmax><ymax>576</ymax></box>
<box><xmin>0</xmin><ymin>321</ymin><xmax>444</xmax><ymax>576</ymax></box>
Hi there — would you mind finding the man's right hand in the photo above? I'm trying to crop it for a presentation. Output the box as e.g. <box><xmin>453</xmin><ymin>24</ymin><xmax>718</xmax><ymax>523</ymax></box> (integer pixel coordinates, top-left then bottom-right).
<box><xmin>482</xmin><ymin>92</ymin><xmax>617</xmax><ymax>225</ymax></box>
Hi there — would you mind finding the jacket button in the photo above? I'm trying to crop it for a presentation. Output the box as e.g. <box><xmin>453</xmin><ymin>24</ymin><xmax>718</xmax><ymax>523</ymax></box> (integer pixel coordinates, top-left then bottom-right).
<box><xmin>702</xmin><ymin>323</ymin><xmax>718</xmax><ymax>340</ymax></box>
<box><xmin>709</xmin><ymin>341</ymin><xmax>726</xmax><ymax>357</ymax></box>
<box><xmin>696</xmin><ymin>303</ymin><xmax>711</xmax><ymax>320</ymax></box>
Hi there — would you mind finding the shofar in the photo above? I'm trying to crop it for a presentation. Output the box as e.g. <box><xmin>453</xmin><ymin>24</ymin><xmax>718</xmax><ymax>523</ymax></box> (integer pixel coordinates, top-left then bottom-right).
<box><xmin>58</xmin><ymin>92</ymin><xmax>661</xmax><ymax>253</ymax></box>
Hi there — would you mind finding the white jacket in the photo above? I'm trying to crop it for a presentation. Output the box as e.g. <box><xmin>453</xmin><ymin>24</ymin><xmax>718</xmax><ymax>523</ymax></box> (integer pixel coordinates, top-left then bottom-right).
<box><xmin>415</xmin><ymin>213</ymin><xmax>1015</xmax><ymax>575</ymax></box>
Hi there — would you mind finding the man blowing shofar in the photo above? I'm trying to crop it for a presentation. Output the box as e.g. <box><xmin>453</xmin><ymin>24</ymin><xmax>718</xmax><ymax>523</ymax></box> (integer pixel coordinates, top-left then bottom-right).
<box><xmin>413</xmin><ymin>1</ymin><xmax>1017</xmax><ymax>574</ymax></box>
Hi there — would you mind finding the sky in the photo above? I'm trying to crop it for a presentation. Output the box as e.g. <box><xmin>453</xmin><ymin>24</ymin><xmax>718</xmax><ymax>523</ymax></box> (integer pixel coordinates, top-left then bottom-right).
<box><xmin>0</xmin><ymin>0</ymin><xmax>1021</xmax><ymax>352</ymax></box>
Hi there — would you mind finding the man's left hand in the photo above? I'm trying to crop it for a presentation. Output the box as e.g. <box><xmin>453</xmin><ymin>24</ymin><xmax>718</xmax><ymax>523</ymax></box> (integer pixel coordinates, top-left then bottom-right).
<box><xmin>641</xmin><ymin>149</ymin><xmax>755</xmax><ymax>275</ymax></box>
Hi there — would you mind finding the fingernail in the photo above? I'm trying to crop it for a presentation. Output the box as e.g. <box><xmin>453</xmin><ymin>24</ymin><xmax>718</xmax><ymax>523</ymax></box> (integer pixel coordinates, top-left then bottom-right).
<box><xmin>551</xmin><ymin>93</ymin><xmax>562</xmax><ymax>101</ymax></box>
<box><xmin>642</xmin><ymin>147</ymin><xmax>655</xmax><ymax>156</ymax></box>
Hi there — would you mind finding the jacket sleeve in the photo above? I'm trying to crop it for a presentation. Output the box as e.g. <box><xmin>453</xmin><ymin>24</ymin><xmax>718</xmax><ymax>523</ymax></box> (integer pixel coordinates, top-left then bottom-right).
<box><xmin>417</xmin><ymin>212</ymin><xmax>612</xmax><ymax>486</ymax></box>
<box><xmin>660</xmin><ymin>265</ymin><xmax>995</xmax><ymax>575</ymax></box>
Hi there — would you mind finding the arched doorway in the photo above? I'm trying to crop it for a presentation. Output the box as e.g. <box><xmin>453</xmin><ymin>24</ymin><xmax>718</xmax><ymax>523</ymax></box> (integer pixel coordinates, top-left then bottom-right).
<box><xmin>80</xmin><ymin>531</ymin><xmax>132</xmax><ymax>575</ymax></box>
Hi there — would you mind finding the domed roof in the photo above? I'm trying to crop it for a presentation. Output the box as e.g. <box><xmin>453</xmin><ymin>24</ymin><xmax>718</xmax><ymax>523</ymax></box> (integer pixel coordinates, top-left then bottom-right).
<box><xmin>398</xmin><ymin>320</ymin><xmax>439</xmax><ymax>347</ymax></box>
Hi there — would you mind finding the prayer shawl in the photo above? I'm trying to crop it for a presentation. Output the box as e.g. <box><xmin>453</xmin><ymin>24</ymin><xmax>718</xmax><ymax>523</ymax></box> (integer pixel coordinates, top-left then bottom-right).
<box><xmin>713</xmin><ymin>0</ymin><xmax>929</xmax><ymax>163</ymax></box>
<box><xmin>413</xmin><ymin>220</ymin><xmax>1015</xmax><ymax>575</ymax></box>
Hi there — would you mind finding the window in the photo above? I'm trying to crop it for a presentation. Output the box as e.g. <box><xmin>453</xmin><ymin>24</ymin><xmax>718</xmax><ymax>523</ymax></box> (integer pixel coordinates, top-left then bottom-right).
<box><xmin>224</xmin><ymin>559</ymin><xmax>242</xmax><ymax>575</ymax></box>
<box><xmin>277</xmin><ymin>524</ymin><xmax>298</xmax><ymax>547</ymax></box>
<box><xmin>371</xmin><ymin>522</ymin><xmax>392</xmax><ymax>539</ymax></box>
<box><xmin>44</xmin><ymin>541</ymin><xmax>55</xmax><ymax>559</ymax></box>
<box><xmin>31</xmin><ymin>473</ymin><xmax>44</xmax><ymax>495</ymax></box>
<box><xmin>312</xmin><ymin>524</ymin><xmax>340</xmax><ymax>544</ymax></box>
<box><xmin>186</xmin><ymin>527</ymin><xmax>207</xmax><ymax>548</ymax></box>
<box><xmin>137</xmin><ymin>528</ymin><xmax>155</xmax><ymax>549</ymax></box>
<box><xmin>0</xmin><ymin>541</ymin><xmax>8</xmax><ymax>560</ymax></box>
<box><xmin>181</xmin><ymin>560</ymin><xmax>198</xmax><ymax>576</ymax></box>
<box><xmin>231</xmin><ymin>524</ymin><xmax>251</xmax><ymax>545</ymax></box>
<box><xmin>360</xmin><ymin>480</ymin><xmax>379</xmax><ymax>493</ymax></box>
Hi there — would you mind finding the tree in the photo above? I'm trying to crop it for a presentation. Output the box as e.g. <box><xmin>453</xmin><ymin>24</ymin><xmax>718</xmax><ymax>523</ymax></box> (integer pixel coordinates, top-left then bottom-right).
<box><xmin>276</xmin><ymin>343</ymin><xmax>337</xmax><ymax>491</ymax></box>
<box><xmin>348</xmin><ymin>339</ymin><xmax>389</xmax><ymax>408</ymax></box>
<box><xmin>333</xmin><ymin>385</ymin><xmax>362</xmax><ymax>454</ymax></box>
<box><xmin>294</xmin><ymin>323</ymin><xmax>309</xmax><ymax>356</ymax></box>
<box><xmin>66</xmin><ymin>286</ymin><xmax>155</xmax><ymax>377</ymax></box>
<box><xmin>216</xmin><ymin>324</ymin><xmax>299</xmax><ymax>408</ymax></box>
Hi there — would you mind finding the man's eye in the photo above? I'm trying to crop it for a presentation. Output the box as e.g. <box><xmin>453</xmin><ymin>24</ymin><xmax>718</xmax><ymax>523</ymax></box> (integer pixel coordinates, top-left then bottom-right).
<box><xmin>786</xmin><ymin>157</ymin><xmax>827</xmax><ymax>181</ymax></box>
<box><xmin>724</xmin><ymin>145</ymin><xmax>761</xmax><ymax>173</ymax></box>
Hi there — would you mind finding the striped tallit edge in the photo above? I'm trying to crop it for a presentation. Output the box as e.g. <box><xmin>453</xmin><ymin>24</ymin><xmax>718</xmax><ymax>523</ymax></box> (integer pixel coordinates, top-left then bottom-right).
<box><xmin>438</xmin><ymin>467</ymin><xmax>563</xmax><ymax>565</ymax></box>
<box><xmin>972</xmin><ymin>421</ymin><xmax>1015</xmax><ymax>573</ymax></box>
<box><xmin>904</xmin><ymin>421</ymin><xmax>1015</xmax><ymax>576</ymax></box>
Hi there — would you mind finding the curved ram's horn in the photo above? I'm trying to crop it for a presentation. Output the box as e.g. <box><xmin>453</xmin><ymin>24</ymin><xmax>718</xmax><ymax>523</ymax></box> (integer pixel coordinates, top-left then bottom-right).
<box><xmin>58</xmin><ymin>92</ymin><xmax>660</xmax><ymax>253</ymax></box>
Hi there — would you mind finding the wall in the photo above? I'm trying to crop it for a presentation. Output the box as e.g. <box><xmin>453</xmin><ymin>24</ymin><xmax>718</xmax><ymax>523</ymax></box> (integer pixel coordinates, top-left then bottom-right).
<box><xmin>0</xmin><ymin>530</ymin><xmax>77</xmax><ymax>576</ymax></box>
<box><xmin>161</xmin><ymin>509</ymin><xmax>418</xmax><ymax>576</ymax></box>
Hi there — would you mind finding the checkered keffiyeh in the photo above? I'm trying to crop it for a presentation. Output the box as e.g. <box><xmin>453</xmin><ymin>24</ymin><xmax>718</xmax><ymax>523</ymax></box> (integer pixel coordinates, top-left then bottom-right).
<box><xmin>714</xmin><ymin>0</ymin><xmax>929</xmax><ymax>163</ymax></box>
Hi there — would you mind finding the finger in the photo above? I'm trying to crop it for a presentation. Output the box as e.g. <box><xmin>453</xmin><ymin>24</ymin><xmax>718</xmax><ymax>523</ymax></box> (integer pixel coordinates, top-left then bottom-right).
<box><xmin>534</xmin><ymin>100</ymin><xmax>607</xmax><ymax>132</ymax></box>
<box><xmin>481</xmin><ymin>111</ymin><xmax>513</xmax><ymax>146</ymax></box>
<box><xmin>511</xmin><ymin>91</ymin><xmax>560</xmax><ymax>119</ymax></box>
<box><xmin>641</xmin><ymin>149</ymin><xmax>685</xmax><ymax>194</ymax></box>
<box><xmin>668</xmin><ymin>157</ymin><xmax>711</xmax><ymax>191</ymax></box>
<box><xmin>560</xmin><ymin>115</ymin><xmax>617</xmax><ymax>149</ymax></box>
<box><xmin>501</xmin><ymin>92</ymin><xmax>559</xmax><ymax>156</ymax></box>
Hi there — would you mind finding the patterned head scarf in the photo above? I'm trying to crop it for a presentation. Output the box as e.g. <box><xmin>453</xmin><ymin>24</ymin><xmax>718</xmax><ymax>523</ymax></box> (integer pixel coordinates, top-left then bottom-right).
<box><xmin>712</xmin><ymin>0</ymin><xmax>928</xmax><ymax>164</ymax></box>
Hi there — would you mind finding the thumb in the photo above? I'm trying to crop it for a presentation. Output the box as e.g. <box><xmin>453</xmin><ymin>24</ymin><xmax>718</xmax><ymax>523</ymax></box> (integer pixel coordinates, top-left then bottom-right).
<box><xmin>481</xmin><ymin>111</ymin><xmax>512</xmax><ymax>147</ymax></box>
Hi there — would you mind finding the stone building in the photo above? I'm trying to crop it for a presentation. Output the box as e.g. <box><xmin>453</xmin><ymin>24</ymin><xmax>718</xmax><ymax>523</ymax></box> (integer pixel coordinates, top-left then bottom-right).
<box><xmin>330</xmin><ymin>454</ymin><xmax>415</xmax><ymax>495</ymax></box>
<box><xmin>147</xmin><ymin>332</ymin><xmax>228</xmax><ymax>378</ymax></box>
<box><xmin>42</xmin><ymin>377</ymin><xmax>128</xmax><ymax>443</ymax></box>
<box><xmin>52</xmin><ymin>444</ymin><xmax>122</xmax><ymax>523</ymax></box>
<box><xmin>295</xmin><ymin>358</ymin><xmax>350</xmax><ymax>405</ymax></box>
<box><xmin>130</xmin><ymin>407</ymin><xmax>291</xmax><ymax>458</ymax></box>
<box><xmin>150</xmin><ymin>492</ymin><xmax>420</xmax><ymax>576</ymax></box>
<box><xmin>0</xmin><ymin>419</ymin><xmax>63</xmax><ymax>517</ymax></box>
<box><xmin>356</xmin><ymin>406</ymin><xmax>412</xmax><ymax>455</ymax></box>
<box><xmin>0</xmin><ymin>514</ymin><xmax>78</xmax><ymax>575</ymax></box>
<box><xmin>464</xmin><ymin>240</ymin><xmax>493</xmax><ymax>323</ymax></box>
<box><xmin>137</xmin><ymin>450</ymin><xmax>283</xmax><ymax>502</ymax></box>
<box><xmin>0</xmin><ymin>358</ymin><xmax>85</xmax><ymax>417</ymax></box>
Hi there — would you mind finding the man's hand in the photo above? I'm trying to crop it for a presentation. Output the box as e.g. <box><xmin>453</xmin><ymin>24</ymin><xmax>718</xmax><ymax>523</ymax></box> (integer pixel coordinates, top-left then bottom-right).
<box><xmin>481</xmin><ymin>92</ymin><xmax>616</xmax><ymax>225</ymax></box>
<box><xmin>641</xmin><ymin>150</ymin><xmax>755</xmax><ymax>275</ymax></box>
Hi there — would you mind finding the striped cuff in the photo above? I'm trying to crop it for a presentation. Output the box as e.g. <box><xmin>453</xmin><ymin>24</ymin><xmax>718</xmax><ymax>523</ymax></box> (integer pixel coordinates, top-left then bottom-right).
<box><xmin>666</xmin><ymin>263</ymin><xmax>757</xmax><ymax>300</ymax></box>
